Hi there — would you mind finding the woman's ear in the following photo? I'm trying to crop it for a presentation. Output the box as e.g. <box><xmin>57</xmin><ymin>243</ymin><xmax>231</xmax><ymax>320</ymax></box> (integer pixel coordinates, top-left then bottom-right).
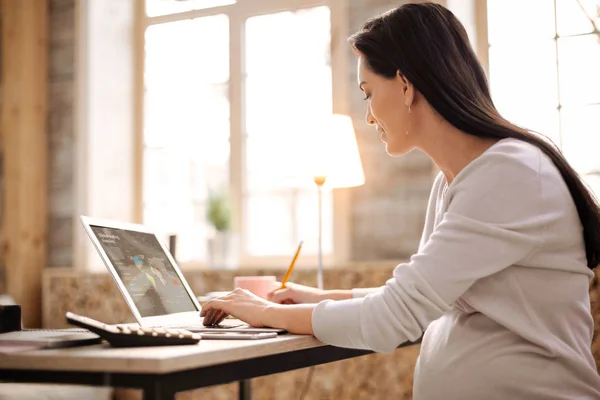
<box><xmin>396</xmin><ymin>71</ymin><xmax>414</xmax><ymax>108</ymax></box>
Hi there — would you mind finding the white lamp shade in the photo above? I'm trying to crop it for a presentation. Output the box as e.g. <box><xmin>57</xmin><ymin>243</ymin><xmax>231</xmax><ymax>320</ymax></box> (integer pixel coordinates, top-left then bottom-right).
<box><xmin>284</xmin><ymin>114</ymin><xmax>365</xmax><ymax>189</ymax></box>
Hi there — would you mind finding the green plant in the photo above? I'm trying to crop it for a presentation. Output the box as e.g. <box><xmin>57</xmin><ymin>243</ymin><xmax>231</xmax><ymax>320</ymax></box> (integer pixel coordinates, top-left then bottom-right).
<box><xmin>206</xmin><ymin>190</ymin><xmax>231</xmax><ymax>232</ymax></box>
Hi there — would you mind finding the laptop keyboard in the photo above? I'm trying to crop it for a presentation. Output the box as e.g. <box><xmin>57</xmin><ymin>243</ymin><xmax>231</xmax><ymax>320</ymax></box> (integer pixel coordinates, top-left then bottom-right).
<box><xmin>203</xmin><ymin>319</ymin><xmax>247</xmax><ymax>329</ymax></box>
<box><xmin>164</xmin><ymin>319</ymin><xmax>247</xmax><ymax>330</ymax></box>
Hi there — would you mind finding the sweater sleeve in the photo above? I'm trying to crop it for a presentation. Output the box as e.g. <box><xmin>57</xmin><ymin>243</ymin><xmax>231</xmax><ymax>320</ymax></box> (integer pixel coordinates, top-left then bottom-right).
<box><xmin>312</xmin><ymin>153</ymin><xmax>546</xmax><ymax>353</ymax></box>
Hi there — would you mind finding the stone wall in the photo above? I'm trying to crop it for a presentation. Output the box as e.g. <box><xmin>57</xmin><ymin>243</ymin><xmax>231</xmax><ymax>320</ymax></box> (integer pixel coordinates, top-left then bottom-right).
<box><xmin>0</xmin><ymin>0</ymin><xmax>77</xmax><ymax>278</ymax></box>
<box><xmin>0</xmin><ymin>2</ymin><xmax>75</xmax><ymax>305</ymax></box>
<box><xmin>347</xmin><ymin>0</ymin><xmax>434</xmax><ymax>261</ymax></box>
<box><xmin>47</xmin><ymin>0</ymin><xmax>76</xmax><ymax>267</ymax></box>
<box><xmin>0</xmin><ymin>4</ymin><xmax>4</xmax><ymax>295</ymax></box>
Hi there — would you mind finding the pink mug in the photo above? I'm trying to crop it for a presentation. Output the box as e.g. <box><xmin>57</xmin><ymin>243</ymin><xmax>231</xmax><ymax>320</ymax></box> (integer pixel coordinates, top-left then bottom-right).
<box><xmin>233</xmin><ymin>276</ymin><xmax>276</xmax><ymax>299</ymax></box>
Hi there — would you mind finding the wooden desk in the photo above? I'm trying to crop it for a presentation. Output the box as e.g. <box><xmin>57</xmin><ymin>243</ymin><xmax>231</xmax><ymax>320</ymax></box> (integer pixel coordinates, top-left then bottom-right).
<box><xmin>0</xmin><ymin>334</ymin><xmax>417</xmax><ymax>399</ymax></box>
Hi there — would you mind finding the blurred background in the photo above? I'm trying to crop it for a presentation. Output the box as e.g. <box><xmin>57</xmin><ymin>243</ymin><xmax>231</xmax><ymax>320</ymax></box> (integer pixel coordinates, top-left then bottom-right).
<box><xmin>4</xmin><ymin>0</ymin><xmax>598</xmax><ymax>273</ymax></box>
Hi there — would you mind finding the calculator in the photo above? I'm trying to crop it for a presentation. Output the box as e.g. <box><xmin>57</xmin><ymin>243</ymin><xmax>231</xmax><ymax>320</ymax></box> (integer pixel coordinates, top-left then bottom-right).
<box><xmin>66</xmin><ymin>312</ymin><xmax>201</xmax><ymax>347</ymax></box>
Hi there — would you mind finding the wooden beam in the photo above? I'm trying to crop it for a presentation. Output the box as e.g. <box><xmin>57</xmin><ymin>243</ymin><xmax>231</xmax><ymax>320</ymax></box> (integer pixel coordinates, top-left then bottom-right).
<box><xmin>474</xmin><ymin>0</ymin><xmax>489</xmax><ymax>78</ymax></box>
<box><xmin>0</xmin><ymin>0</ymin><xmax>48</xmax><ymax>328</ymax></box>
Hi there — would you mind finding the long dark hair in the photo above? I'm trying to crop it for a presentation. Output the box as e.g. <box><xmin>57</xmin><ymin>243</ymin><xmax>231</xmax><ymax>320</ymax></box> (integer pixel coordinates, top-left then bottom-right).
<box><xmin>350</xmin><ymin>3</ymin><xmax>600</xmax><ymax>270</ymax></box>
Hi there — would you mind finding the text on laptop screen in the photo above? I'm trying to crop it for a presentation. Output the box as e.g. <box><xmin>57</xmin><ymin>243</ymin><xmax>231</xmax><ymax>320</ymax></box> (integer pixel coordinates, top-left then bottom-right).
<box><xmin>90</xmin><ymin>225</ymin><xmax>197</xmax><ymax>317</ymax></box>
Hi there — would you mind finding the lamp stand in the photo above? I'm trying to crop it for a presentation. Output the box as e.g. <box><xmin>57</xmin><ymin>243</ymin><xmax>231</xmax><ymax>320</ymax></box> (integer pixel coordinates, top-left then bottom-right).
<box><xmin>314</xmin><ymin>176</ymin><xmax>326</xmax><ymax>290</ymax></box>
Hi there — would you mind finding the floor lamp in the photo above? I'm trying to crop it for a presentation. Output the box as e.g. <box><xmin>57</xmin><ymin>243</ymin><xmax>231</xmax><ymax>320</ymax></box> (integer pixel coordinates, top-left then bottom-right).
<box><xmin>314</xmin><ymin>175</ymin><xmax>327</xmax><ymax>290</ymax></box>
<box><xmin>309</xmin><ymin>114</ymin><xmax>365</xmax><ymax>290</ymax></box>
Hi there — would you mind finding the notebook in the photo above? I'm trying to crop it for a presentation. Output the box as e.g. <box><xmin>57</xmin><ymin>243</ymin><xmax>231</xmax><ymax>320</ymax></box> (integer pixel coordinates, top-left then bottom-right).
<box><xmin>0</xmin><ymin>329</ymin><xmax>101</xmax><ymax>350</ymax></box>
<box><xmin>79</xmin><ymin>216</ymin><xmax>285</xmax><ymax>334</ymax></box>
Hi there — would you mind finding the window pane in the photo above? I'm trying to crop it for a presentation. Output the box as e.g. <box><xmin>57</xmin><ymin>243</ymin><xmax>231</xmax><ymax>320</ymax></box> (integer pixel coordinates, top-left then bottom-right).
<box><xmin>145</xmin><ymin>0</ymin><xmax>235</xmax><ymax>17</ymax></box>
<box><xmin>244</xmin><ymin>7</ymin><xmax>332</xmax><ymax>256</ymax></box>
<box><xmin>489</xmin><ymin>41</ymin><xmax>558</xmax><ymax>110</ymax></box>
<box><xmin>489</xmin><ymin>41</ymin><xmax>561</xmax><ymax>143</ymax></box>
<box><xmin>244</xmin><ymin>189</ymin><xmax>333</xmax><ymax>257</ymax></box>
<box><xmin>244</xmin><ymin>7</ymin><xmax>331</xmax><ymax>138</ymax></box>
<box><xmin>143</xmin><ymin>147</ymin><xmax>172</xmax><ymax>207</ymax></box>
<box><xmin>556</xmin><ymin>0</ymin><xmax>599</xmax><ymax>37</ymax></box>
<box><xmin>245</xmin><ymin>136</ymin><xmax>310</xmax><ymax>192</ymax></box>
<box><xmin>558</xmin><ymin>34</ymin><xmax>600</xmax><ymax>106</ymax></box>
<box><xmin>143</xmin><ymin>16</ymin><xmax>230</xmax><ymax>262</ymax></box>
<box><xmin>487</xmin><ymin>0</ymin><xmax>555</xmax><ymax>45</ymax></box>
<box><xmin>561</xmin><ymin>105</ymin><xmax>600</xmax><ymax>174</ymax></box>
<box><xmin>296</xmin><ymin>190</ymin><xmax>333</xmax><ymax>256</ymax></box>
<box><xmin>509</xmin><ymin>108</ymin><xmax>561</xmax><ymax>147</ymax></box>
<box><xmin>582</xmin><ymin>173</ymin><xmax>600</xmax><ymax>202</ymax></box>
<box><xmin>245</xmin><ymin>193</ymin><xmax>294</xmax><ymax>256</ymax></box>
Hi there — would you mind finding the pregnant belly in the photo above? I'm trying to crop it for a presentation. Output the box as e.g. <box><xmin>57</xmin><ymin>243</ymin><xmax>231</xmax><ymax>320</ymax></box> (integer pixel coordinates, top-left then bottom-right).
<box><xmin>412</xmin><ymin>310</ymin><xmax>584</xmax><ymax>400</ymax></box>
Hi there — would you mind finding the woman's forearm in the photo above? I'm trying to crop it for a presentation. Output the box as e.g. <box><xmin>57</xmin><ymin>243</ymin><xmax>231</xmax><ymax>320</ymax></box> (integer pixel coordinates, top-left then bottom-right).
<box><xmin>321</xmin><ymin>289</ymin><xmax>353</xmax><ymax>302</ymax></box>
<box><xmin>263</xmin><ymin>290</ymin><xmax>353</xmax><ymax>335</ymax></box>
<box><xmin>265</xmin><ymin>304</ymin><xmax>316</xmax><ymax>335</ymax></box>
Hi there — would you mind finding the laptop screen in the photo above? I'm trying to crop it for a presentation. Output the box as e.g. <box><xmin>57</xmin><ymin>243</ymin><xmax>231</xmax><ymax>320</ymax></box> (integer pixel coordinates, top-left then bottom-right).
<box><xmin>89</xmin><ymin>225</ymin><xmax>197</xmax><ymax>317</ymax></box>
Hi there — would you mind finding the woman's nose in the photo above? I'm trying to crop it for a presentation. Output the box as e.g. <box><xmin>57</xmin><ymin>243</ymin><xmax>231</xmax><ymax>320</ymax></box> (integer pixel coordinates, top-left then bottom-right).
<box><xmin>365</xmin><ymin>108</ymin><xmax>375</xmax><ymax>126</ymax></box>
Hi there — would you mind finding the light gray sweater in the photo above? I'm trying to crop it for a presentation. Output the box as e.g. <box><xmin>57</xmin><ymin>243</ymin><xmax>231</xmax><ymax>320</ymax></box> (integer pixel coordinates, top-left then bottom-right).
<box><xmin>312</xmin><ymin>138</ymin><xmax>600</xmax><ymax>399</ymax></box>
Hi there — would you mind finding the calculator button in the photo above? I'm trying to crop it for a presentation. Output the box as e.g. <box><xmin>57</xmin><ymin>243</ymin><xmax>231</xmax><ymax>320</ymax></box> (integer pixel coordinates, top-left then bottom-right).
<box><xmin>117</xmin><ymin>326</ymin><xmax>132</xmax><ymax>334</ymax></box>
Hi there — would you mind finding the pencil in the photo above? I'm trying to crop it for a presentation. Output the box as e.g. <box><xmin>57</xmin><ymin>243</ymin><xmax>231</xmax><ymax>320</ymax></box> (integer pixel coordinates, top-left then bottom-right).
<box><xmin>279</xmin><ymin>240</ymin><xmax>303</xmax><ymax>289</ymax></box>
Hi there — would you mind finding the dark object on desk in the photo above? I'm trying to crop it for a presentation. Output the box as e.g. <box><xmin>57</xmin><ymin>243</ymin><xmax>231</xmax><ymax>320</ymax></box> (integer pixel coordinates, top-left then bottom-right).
<box><xmin>0</xmin><ymin>304</ymin><xmax>21</xmax><ymax>333</ymax></box>
<box><xmin>0</xmin><ymin>329</ymin><xmax>101</xmax><ymax>349</ymax></box>
<box><xmin>66</xmin><ymin>311</ymin><xmax>201</xmax><ymax>347</ymax></box>
<box><xmin>169</xmin><ymin>234</ymin><xmax>177</xmax><ymax>262</ymax></box>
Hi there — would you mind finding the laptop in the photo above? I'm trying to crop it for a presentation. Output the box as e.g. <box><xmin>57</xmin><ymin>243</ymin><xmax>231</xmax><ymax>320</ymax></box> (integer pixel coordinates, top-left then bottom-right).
<box><xmin>79</xmin><ymin>216</ymin><xmax>285</xmax><ymax>334</ymax></box>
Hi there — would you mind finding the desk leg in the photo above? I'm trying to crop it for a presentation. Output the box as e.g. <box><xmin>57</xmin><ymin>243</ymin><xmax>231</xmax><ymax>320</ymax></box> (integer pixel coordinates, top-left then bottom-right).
<box><xmin>239</xmin><ymin>379</ymin><xmax>252</xmax><ymax>400</ymax></box>
<box><xmin>143</xmin><ymin>380</ymin><xmax>176</xmax><ymax>400</ymax></box>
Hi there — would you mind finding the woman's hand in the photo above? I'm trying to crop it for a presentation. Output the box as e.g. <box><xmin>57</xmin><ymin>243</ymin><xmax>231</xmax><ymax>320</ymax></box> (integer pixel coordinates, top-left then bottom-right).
<box><xmin>201</xmin><ymin>287</ymin><xmax>317</xmax><ymax>335</ymax></box>
<box><xmin>268</xmin><ymin>282</ymin><xmax>326</xmax><ymax>304</ymax></box>
<box><xmin>200</xmin><ymin>288</ymin><xmax>275</xmax><ymax>327</ymax></box>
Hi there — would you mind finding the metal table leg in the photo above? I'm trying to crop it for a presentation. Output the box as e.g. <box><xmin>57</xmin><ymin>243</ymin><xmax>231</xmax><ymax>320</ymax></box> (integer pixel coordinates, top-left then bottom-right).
<box><xmin>239</xmin><ymin>379</ymin><xmax>252</xmax><ymax>400</ymax></box>
<box><xmin>143</xmin><ymin>380</ymin><xmax>176</xmax><ymax>400</ymax></box>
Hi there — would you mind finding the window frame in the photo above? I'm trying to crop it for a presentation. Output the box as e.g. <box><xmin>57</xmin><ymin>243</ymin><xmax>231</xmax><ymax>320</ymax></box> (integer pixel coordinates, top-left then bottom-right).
<box><xmin>482</xmin><ymin>0</ymin><xmax>600</xmax><ymax>179</ymax></box>
<box><xmin>134</xmin><ymin>0</ymin><xmax>352</xmax><ymax>269</ymax></box>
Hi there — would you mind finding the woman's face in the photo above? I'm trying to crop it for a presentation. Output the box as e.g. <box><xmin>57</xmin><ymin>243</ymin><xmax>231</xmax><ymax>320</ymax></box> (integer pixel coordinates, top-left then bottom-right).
<box><xmin>357</xmin><ymin>55</ymin><xmax>413</xmax><ymax>156</ymax></box>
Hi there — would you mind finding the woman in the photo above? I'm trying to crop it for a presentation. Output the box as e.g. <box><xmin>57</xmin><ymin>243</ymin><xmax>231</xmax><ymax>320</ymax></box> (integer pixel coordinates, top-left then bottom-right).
<box><xmin>201</xmin><ymin>3</ymin><xmax>600</xmax><ymax>398</ymax></box>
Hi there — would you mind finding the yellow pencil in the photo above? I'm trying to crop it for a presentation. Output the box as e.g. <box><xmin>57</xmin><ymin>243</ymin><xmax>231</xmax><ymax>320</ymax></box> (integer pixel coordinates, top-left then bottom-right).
<box><xmin>279</xmin><ymin>240</ymin><xmax>303</xmax><ymax>289</ymax></box>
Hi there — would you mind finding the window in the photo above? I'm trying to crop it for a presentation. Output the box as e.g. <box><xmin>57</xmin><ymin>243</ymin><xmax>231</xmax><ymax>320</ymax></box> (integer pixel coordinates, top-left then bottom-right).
<box><xmin>244</xmin><ymin>7</ymin><xmax>333</xmax><ymax>257</ymax></box>
<box><xmin>143</xmin><ymin>15</ymin><xmax>230</xmax><ymax>263</ymax></box>
<box><xmin>145</xmin><ymin>0</ymin><xmax>236</xmax><ymax>17</ymax></box>
<box><xmin>487</xmin><ymin>0</ymin><xmax>600</xmax><ymax>194</ymax></box>
<box><xmin>141</xmin><ymin>0</ymin><xmax>346</xmax><ymax>266</ymax></box>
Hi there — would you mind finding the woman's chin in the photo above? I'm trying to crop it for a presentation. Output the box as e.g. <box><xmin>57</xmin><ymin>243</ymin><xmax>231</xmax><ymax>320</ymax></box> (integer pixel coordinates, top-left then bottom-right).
<box><xmin>385</xmin><ymin>141</ymin><xmax>411</xmax><ymax>157</ymax></box>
